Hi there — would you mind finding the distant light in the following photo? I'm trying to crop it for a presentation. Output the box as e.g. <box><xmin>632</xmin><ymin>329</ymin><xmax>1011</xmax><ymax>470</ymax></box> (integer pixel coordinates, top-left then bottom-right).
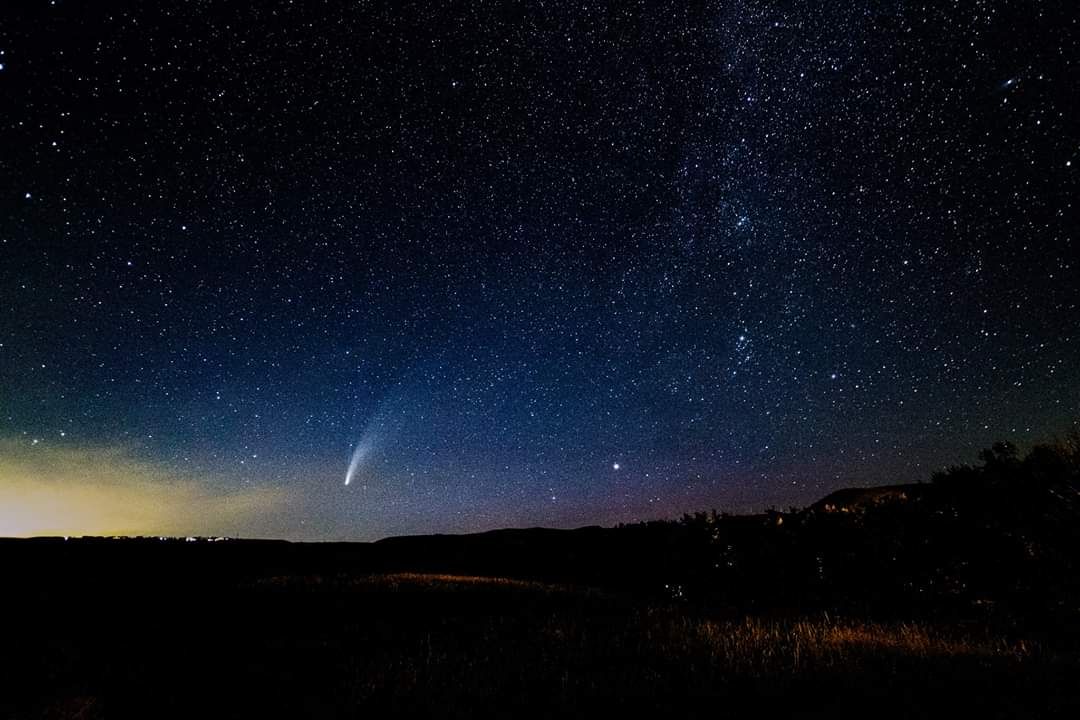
<box><xmin>613</xmin><ymin>462</ymin><xmax>620</xmax><ymax>470</ymax></box>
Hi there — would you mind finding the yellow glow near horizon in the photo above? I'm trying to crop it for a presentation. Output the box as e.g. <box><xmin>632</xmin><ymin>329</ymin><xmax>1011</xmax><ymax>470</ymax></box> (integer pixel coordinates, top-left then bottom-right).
<box><xmin>0</xmin><ymin>439</ymin><xmax>288</xmax><ymax>538</ymax></box>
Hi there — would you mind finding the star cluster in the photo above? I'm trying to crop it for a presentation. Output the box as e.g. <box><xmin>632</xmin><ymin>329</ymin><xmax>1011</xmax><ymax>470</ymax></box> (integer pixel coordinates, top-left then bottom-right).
<box><xmin>1</xmin><ymin>1</ymin><xmax>1077</xmax><ymax>539</ymax></box>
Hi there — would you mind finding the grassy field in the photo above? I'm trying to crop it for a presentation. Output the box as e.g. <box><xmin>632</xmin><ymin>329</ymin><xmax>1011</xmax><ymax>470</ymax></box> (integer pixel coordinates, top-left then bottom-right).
<box><xmin>10</xmin><ymin>571</ymin><xmax>1076</xmax><ymax>719</ymax></box>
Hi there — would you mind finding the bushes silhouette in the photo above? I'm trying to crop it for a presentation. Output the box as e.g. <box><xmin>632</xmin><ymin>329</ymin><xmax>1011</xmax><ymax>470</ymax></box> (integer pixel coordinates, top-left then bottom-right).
<box><xmin>620</xmin><ymin>433</ymin><xmax>1080</xmax><ymax>631</ymax></box>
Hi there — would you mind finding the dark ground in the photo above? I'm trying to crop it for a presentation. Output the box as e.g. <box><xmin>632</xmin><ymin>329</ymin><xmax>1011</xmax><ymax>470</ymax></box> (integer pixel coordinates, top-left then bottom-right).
<box><xmin>5</xmin><ymin>439</ymin><xmax>1080</xmax><ymax>718</ymax></box>
<box><xmin>2</xmin><ymin>532</ymin><xmax>1077</xmax><ymax>719</ymax></box>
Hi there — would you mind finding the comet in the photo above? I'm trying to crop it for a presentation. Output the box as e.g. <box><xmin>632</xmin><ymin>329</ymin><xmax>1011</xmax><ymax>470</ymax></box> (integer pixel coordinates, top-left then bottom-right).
<box><xmin>344</xmin><ymin>437</ymin><xmax>373</xmax><ymax>486</ymax></box>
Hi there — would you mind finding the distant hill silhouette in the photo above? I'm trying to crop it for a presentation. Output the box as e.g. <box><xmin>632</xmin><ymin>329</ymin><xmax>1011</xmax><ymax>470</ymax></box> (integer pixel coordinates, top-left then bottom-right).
<box><xmin>363</xmin><ymin>433</ymin><xmax>1080</xmax><ymax>629</ymax></box>
<box><xmin>809</xmin><ymin>484</ymin><xmax>925</xmax><ymax>514</ymax></box>
<box><xmin>4</xmin><ymin>432</ymin><xmax>1079</xmax><ymax>719</ymax></box>
<box><xmin>4</xmin><ymin>432</ymin><xmax>1079</xmax><ymax>636</ymax></box>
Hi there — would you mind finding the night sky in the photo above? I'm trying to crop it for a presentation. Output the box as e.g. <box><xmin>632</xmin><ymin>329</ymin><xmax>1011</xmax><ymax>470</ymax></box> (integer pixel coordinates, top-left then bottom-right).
<box><xmin>1</xmin><ymin>1</ymin><xmax>1077</xmax><ymax>540</ymax></box>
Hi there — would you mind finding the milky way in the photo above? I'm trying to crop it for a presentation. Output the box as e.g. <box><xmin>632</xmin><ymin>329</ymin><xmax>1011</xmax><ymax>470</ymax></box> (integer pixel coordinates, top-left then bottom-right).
<box><xmin>1</xmin><ymin>2</ymin><xmax>1077</xmax><ymax>539</ymax></box>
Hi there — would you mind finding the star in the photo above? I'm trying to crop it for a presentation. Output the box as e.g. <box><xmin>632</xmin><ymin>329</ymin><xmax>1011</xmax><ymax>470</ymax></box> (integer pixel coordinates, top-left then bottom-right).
<box><xmin>1</xmin><ymin>0</ymin><xmax>1074</xmax><ymax>540</ymax></box>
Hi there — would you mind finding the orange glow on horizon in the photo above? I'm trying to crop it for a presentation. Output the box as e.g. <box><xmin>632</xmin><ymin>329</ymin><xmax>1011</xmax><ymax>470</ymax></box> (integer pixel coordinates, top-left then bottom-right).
<box><xmin>0</xmin><ymin>440</ymin><xmax>287</xmax><ymax>538</ymax></box>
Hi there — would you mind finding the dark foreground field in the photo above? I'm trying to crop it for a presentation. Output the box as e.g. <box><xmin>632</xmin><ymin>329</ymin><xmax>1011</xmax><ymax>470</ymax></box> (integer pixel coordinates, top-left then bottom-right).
<box><xmin>7</xmin><ymin>439</ymin><xmax>1080</xmax><ymax>717</ymax></box>
<box><xmin>3</xmin><ymin>544</ymin><xmax>1078</xmax><ymax>719</ymax></box>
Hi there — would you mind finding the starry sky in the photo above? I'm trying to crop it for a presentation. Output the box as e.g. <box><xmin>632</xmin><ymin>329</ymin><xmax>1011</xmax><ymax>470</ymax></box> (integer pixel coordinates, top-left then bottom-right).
<box><xmin>1</xmin><ymin>1</ymin><xmax>1078</xmax><ymax>540</ymax></box>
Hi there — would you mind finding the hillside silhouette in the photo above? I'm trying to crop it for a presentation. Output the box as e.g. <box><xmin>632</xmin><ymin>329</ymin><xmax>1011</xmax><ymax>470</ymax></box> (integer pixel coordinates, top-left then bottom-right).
<box><xmin>3</xmin><ymin>433</ymin><xmax>1080</xmax><ymax>718</ymax></box>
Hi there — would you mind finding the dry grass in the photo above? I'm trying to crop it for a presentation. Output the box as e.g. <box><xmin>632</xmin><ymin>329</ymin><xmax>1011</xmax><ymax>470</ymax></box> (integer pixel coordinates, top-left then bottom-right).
<box><xmin>637</xmin><ymin>614</ymin><xmax>1029</xmax><ymax>675</ymax></box>
<box><xmin>20</xmin><ymin>572</ymin><xmax>1064</xmax><ymax>718</ymax></box>
<box><xmin>252</xmin><ymin>571</ymin><xmax>598</xmax><ymax>595</ymax></box>
<box><xmin>268</xmin><ymin>573</ymin><xmax>1045</xmax><ymax>712</ymax></box>
<box><xmin>355</xmin><ymin>572</ymin><xmax>576</xmax><ymax>592</ymax></box>
<box><xmin>255</xmin><ymin>572</ymin><xmax>1030</xmax><ymax>671</ymax></box>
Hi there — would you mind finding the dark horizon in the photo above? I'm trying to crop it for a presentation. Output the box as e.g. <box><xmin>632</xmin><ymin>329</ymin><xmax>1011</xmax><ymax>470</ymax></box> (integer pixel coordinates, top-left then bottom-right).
<box><xmin>2</xmin><ymin>426</ymin><xmax>1075</xmax><ymax>544</ymax></box>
